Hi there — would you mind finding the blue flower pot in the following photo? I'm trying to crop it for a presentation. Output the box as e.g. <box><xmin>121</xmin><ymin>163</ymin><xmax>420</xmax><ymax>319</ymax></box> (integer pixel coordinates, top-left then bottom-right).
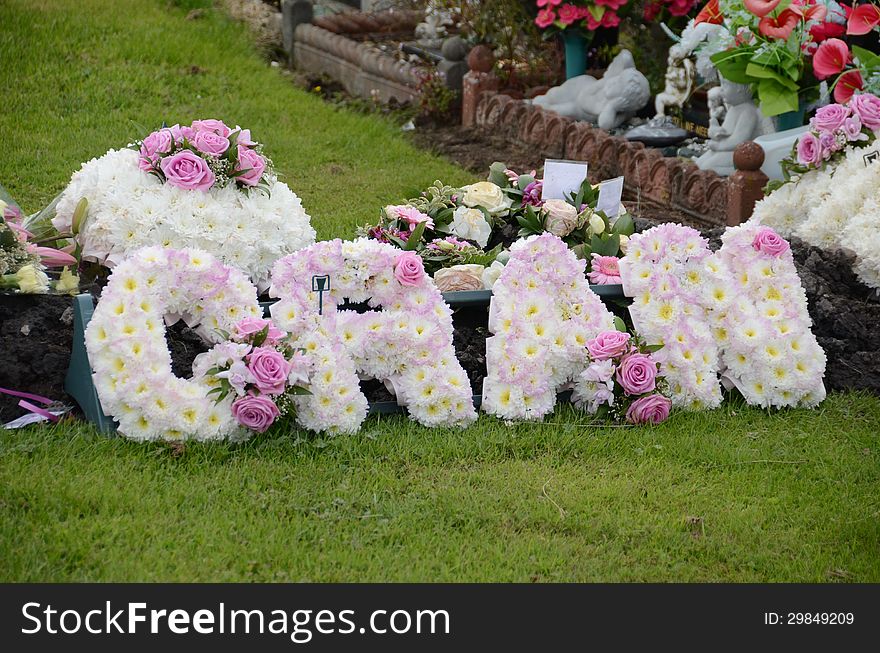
<box><xmin>562</xmin><ymin>30</ymin><xmax>588</xmax><ymax>80</ymax></box>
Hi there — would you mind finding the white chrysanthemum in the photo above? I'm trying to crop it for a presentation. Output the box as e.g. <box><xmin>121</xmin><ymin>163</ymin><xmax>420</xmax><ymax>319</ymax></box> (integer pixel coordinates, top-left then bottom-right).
<box><xmin>53</xmin><ymin>148</ymin><xmax>316</xmax><ymax>289</ymax></box>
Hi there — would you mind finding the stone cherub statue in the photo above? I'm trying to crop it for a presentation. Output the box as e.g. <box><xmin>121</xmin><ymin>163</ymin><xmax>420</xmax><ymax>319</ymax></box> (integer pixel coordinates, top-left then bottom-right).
<box><xmin>532</xmin><ymin>50</ymin><xmax>650</xmax><ymax>130</ymax></box>
<box><xmin>695</xmin><ymin>78</ymin><xmax>764</xmax><ymax>176</ymax></box>
<box><xmin>655</xmin><ymin>42</ymin><xmax>696</xmax><ymax>117</ymax></box>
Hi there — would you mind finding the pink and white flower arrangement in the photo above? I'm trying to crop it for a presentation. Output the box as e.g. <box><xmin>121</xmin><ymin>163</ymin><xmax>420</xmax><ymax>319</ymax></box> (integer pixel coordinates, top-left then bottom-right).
<box><xmin>85</xmin><ymin>247</ymin><xmax>264</xmax><ymax>441</ymax></box>
<box><xmin>715</xmin><ymin>224</ymin><xmax>826</xmax><ymax>408</ymax></box>
<box><xmin>51</xmin><ymin>123</ymin><xmax>315</xmax><ymax>289</ymax></box>
<box><xmin>572</xmin><ymin>329</ymin><xmax>672</xmax><ymax>425</ymax></box>
<box><xmin>269</xmin><ymin>238</ymin><xmax>477</xmax><ymax>433</ymax></box>
<box><xmin>619</xmin><ymin>223</ymin><xmax>725</xmax><ymax>409</ymax></box>
<box><xmin>193</xmin><ymin>316</ymin><xmax>312</xmax><ymax>434</ymax></box>
<box><xmin>482</xmin><ymin>233</ymin><xmax>616</xmax><ymax>420</ymax></box>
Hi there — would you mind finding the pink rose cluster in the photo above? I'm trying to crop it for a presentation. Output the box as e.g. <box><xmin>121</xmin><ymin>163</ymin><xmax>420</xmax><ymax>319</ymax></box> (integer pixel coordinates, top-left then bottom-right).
<box><xmin>795</xmin><ymin>94</ymin><xmax>880</xmax><ymax>169</ymax></box>
<box><xmin>574</xmin><ymin>329</ymin><xmax>672</xmax><ymax>425</ymax></box>
<box><xmin>483</xmin><ymin>233</ymin><xmax>616</xmax><ymax>421</ymax></box>
<box><xmin>268</xmin><ymin>238</ymin><xmax>476</xmax><ymax>433</ymax></box>
<box><xmin>618</xmin><ymin>223</ymin><xmax>725</xmax><ymax>409</ymax></box>
<box><xmin>137</xmin><ymin>119</ymin><xmax>270</xmax><ymax>192</ymax></box>
<box><xmin>535</xmin><ymin>0</ymin><xmax>626</xmax><ymax>31</ymax></box>
<box><xmin>203</xmin><ymin>315</ymin><xmax>313</xmax><ymax>434</ymax></box>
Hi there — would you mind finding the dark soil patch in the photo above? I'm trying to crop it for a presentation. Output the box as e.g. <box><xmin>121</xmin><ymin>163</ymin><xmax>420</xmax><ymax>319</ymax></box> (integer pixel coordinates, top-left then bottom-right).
<box><xmin>0</xmin><ymin>294</ymin><xmax>74</xmax><ymax>422</ymax></box>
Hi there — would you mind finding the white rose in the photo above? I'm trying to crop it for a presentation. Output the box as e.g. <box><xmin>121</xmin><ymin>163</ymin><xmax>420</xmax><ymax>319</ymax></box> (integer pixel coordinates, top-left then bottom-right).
<box><xmin>14</xmin><ymin>264</ymin><xmax>50</xmax><ymax>294</ymax></box>
<box><xmin>433</xmin><ymin>264</ymin><xmax>485</xmax><ymax>292</ymax></box>
<box><xmin>482</xmin><ymin>260</ymin><xmax>505</xmax><ymax>289</ymax></box>
<box><xmin>589</xmin><ymin>213</ymin><xmax>606</xmax><ymax>235</ymax></box>
<box><xmin>460</xmin><ymin>181</ymin><xmax>512</xmax><ymax>215</ymax></box>
<box><xmin>542</xmin><ymin>199</ymin><xmax>578</xmax><ymax>237</ymax></box>
<box><xmin>451</xmin><ymin>206</ymin><xmax>492</xmax><ymax>248</ymax></box>
<box><xmin>618</xmin><ymin>234</ymin><xmax>630</xmax><ymax>254</ymax></box>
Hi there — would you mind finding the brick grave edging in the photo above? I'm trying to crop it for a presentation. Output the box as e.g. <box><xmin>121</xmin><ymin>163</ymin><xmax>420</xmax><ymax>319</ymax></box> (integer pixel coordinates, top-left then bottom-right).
<box><xmin>473</xmin><ymin>91</ymin><xmax>741</xmax><ymax>227</ymax></box>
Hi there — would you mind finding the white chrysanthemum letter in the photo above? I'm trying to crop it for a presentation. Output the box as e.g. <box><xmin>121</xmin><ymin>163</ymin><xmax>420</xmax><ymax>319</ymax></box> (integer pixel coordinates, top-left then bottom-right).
<box><xmin>269</xmin><ymin>239</ymin><xmax>478</xmax><ymax>433</ymax></box>
<box><xmin>85</xmin><ymin>247</ymin><xmax>263</xmax><ymax>441</ymax></box>
<box><xmin>482</xmin><ymin>234</ymin><xmax>616</xmax><ymax>420</ymax></box>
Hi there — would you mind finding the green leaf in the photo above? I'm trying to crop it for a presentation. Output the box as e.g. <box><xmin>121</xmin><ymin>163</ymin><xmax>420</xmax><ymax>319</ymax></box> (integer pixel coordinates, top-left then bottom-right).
<box><xmin>488</xmin><ymin>162</ymin><xmax>509</xmax><ymax>187</ymax></box>
<box><xmin>288</xmin><ymin>387</ymin><xmax>312</xmax><ymax>396</ymax></box>
<box><xmin>71</xmin><ymin>197</ymin><xmax>89</xmax><ymax>236</ymax></box>
<box><xmin>756</xmin><ymin>78</ymin><xmax>799</xmax><ymax>117</ymax></box>
<box><xmin>517</xmin><ymin>174</ymin><xmax>535</xmax><ymax>190</ymax></box>
<box><xmin>611</xmin><ymin>212</ymin><xmax>634</xmax><ymax>236</ymax></box>
<box><xmin>403</xmin><ymin>220</ymin><xmax>427</xmax><ymax>250</ymax></box>
<box><xmin>252</xmin><ymin>324</ymin><xmax>270</xmax><ymax>348</ymax></box>
<box><xmin>644</xmin><ymin>343</ymin><xmax>664</xmax><ymax>353</ymax></box>
<box><xmin>710</xmin><ymin>48</ymin><xmax>755</xmax><ymax>85</ymax></box>
<box><xmin>386</xmin><ymin>233</ymin><xmax>408</xmax><ymax>249</ymax></box>
<box><xmin>592</xmin><ymin>234</ymin><xmax>620</xmax><ymax>257</ymax></box>
<box><xmin>744</xmin><ymin>62</ymin><xmax>799</xmax><ymax>91</ymax></box>
<box><xmin>853</xmin><ymin>46</ymin><xmax>880</xmax><ymax>72</ymax></box>
<box><xmin>129</xmin><ymin>119</ymin><xmax>152</xmax><ymax>140</ymax></box>
<box><xmin>613</xmin><ymin>316</ymin><xmax>627</xmax><ymax>333</ymax></box>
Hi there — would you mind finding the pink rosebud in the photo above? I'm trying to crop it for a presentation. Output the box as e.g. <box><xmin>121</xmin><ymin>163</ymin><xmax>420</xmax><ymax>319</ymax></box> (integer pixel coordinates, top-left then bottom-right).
<box><xmin>138</xmin><ymin>129</ymin><xmax>174</xmax><ymax>171</ymax></box>
<box><xmin>588</xmin><ymin>254</ymin><xmax>623</xmax><ymax>285</ymax></box>
<box><xmin>191</xmin><ymin>119</ymin><xmax>231</xmax><ymax>137</ymax></box>
<box><xmin>626</xmin><ymin>394</ymin><xmax>672</xmax><ymax>425</ymax></box>
<box><xmin>169</xmin><ymin>123</ymin><xmax>196</xmax><ymax>143</ymax></box>
<box><xmin>796</xmin><ymin>131</ymin><xmax>823</xmax><ymax>167</ymax></box>
<box><xmin>751</xmin><ymin>226</ymin><xmax>790</xmax><ymax>257</ymax></box>
<box><xmin>235</xmin><ymin>146</ymin><xmax>267</xmax><ymax>187</ymax></box>
<box><xmin>231</xmin><ymin>394</ymin><xmax>280</xmax><ymax>433</ymax></box>
<box><xmin>848</xmin><ymin>92</ymin><xmax>880</xmax><ymax>131</ymax></box>
<box><xmin>236</xmin><ymin>128</ymin><xmax>257</xmax><ymax>148</ymax></box>
<box><xmin>247</xmin><ymin>346</ymin><xmax>293</xmax><ymax>396</ymax></box>
<box><xmin>191</xmin><ymin>130</ymin><xmax>229</xmax><ymax>157</ymax></box>
<box><xmin>616</xmin><ymin>352</ymin><xmax>657</xmax><ymax>395</ymax></box>
<box><xmin>159</xmin><ymin>150</ymin><xmax>215</xmax><ymax>191</ymax></box>
<box><xmin>394</xmin><ymin>251</ymin><xmax>425</xmax><ymax>287</ymax></box>
<box><xmin>586</xmin><ymin>330</ymin><xmax>631</xmax><ymax>361</ymax></box>
<box><xmin>234</xmin><ymin>316</ymin><xmax>285</xmax><ymax>345</ymax></box>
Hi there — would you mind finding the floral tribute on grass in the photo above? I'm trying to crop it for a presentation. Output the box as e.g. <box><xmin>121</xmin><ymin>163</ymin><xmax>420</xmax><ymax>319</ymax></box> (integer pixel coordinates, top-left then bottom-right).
<box><xmin>51</xmin><ymin>119</ymin><xmax>316</xmax><ymax>289</ymax></box>
<box><xmin>269</xmin><ymin>239</ymin><xmax>477</xmax><ymax>433</ymax></box>
<box><xmin>482</xmin><ymin>234</ymin><xmax>616</xmax><ymax>420</ymax></box>
<box><xmin>752</xmin><ymin>95</ymin><xmax>880</xmax><ymax>289</ymax></box>
<box><xmin>715</xmin><ymin>224</ymin><xmax>826</xmax><ymax>408</ymax></box>
<box><xmin>572</xmin><ymin>329</ymin><xmax>672</xmax><ymax>425</ymax></box>
<box><xmin>85</xmin><ymin>247</ymin><xmax>264</xmax><ymax>441</ymax></box>
<box><xmin>619</xmin><ymin>224</ymin><xmax>725</xmax><ymax>410</ymax></box>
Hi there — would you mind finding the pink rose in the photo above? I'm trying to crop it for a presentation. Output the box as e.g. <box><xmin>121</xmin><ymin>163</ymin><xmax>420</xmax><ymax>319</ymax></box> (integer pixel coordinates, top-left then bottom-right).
<box><xmin>625</xmin><ymin>394</ymin><xmax>672</xmax><ymax>425</ymax></box>
<box><xmin>616</xmin><ymin>352</ymin><xmax>657</xmax><ymax>395</ymax></box>
<box><xmin>796</xmin><ymin>131</ymin><xmax>823</xmax><ymax>166</ymax></box>
<box><xmin>751</xmin><ymin>226</ymin><xmax>790</xmax><ymax>257</ymax></box>
<box><xmin>234</xmin><ymin>316</ymin><xmax>285</xmax><ymax>345</ymax></box>
<box><xmin>231</xmin><ymin>394</ymin><xmax>280</xmax><ymax>433</ymax></box>
<box><xmin>192</xmin><ymin>130</ymin><xmax>229</xmax><ymax>157</ymax></box>
<box><xmin>236</xmin><ymin>128</ymin><xmax>257</xmax><ymax>148</ymax></box>
<box><xmin>247</xmin><ymin>346</ymin><xmax>293</xmax><ymax>396</ymax></box>
<box><xmin>169</xmin><ymin>123</ymin><xmax>196</xmax><ymax>144</ymax></box>
<box><xmin>842</xmin><ymin>115</ymin><xmax>868</xmax><ymax>142</ymax></box>
<box><xmin>586</xmin><ymin>330</ymin><xmax>631</xmax><ymax>361</ymax></box>
<box><xmin>159</xmin><ymin>150</ymin><xmax>215</xmax><ymax>191</ymax></box>
<box><xmin>235</xmin><ymin>146</ymin><xmax>267</xmax><ymax>187</ymax></box>
<box><xmin>138</xmin><ymin>129</ymin><xmax>174</xmax><ymax>171</ymax></box>
<box><xmin>810</xmin><ymin>103</ymin><xmax>850</xmax><ymax>132</ymax></box>
<box><xmin>394</xmin><ymin>251</ymin><xmax>424</xmax><ymax>287</ymax></box>
<box><xmin>848</xmin><ymin>93</ymin><xmax>880</xmax><ymax>131</ymax></box>
<box><xmin>588</xmin><ymin>254</ymin><xmax>623</xmax><ymax>285</ymax></box>
<box><xmin>191</xmin><ymin>119</ymin><xmax>231</xmax><ymax>137</ymax></box>
<box><xmin>818</xmin><ymin>131</ymin><xmax>838</xmax><ymax>158</ymax></box>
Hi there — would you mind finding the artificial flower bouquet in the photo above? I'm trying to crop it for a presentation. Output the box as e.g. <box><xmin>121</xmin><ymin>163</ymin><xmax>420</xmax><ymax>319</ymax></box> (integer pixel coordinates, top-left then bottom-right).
<box><xmin>772</xmin><ymin>91</ymin><xmax>879</xmax><ymax>185</ymax></box>
<box><xmin>572</xmin><ymin>326</ymin><xmax>673</xmax><ymax>425</ymax></box>
<box><xmin>0</xmin><ymin>199</ymin><xmax>79</xmax><ymax>294</ymax></box>
<box><xmin>697</xmin><ymin>0</ymin><xmax>848</xmax><ymax>116</ymax></box>
<box><xmin>534</xmin><ymin>0</ymin><xmax>629</xmax><ymax>33</ymax></box>
<box><xmin>195</xmin><ymin>316</ymin><xmax>312</xmax><ymax>435</ymax></box>
<box><xmin>45</xmin><ymin>118</ymin><xmax>315</xmax><ymax>289</ymax></box>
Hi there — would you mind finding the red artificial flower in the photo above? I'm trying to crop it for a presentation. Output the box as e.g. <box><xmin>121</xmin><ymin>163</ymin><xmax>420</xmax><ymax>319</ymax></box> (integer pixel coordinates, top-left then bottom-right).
<box><xmin>536</xmin><ymin>0</ymin><xmax>562</xmax><ymax>7</ymax></box>
<box><xmin>643</xmin><ymin>1</ymin><xmax>662</xmax><ymax>21</ymax></box>
<box><xmin>601</xmin><ymin>9</ymin><xmax>621</xmax><ymax>27</ymax></box>
<box><xmin>834</xmin><ymin>69</ymin><xmax>864</xmax><ymax>103</ymax></box>
<box><xmin>669</xmin><ymin>0</ymin><xmax>697</xmax><ymax>16</ymax></box>
<box><xmin>812</xmin><ymin>38</ymin><xmax>852</xmax><ymax>79</ymax></box>
<box><xmin>595</xmin><ymin>0</ymin><xmax>628</xmax><ymax>10</ymax></box>
<box><xmin>809</xmin><ymin>20</ymin><xmax>847</xmax><ymax>42</ymax></box>
<box><xmin>695</xmin><ymin>0</ymin><xmax>723</xmax><ymax>25</ymax></box>
<box><xmin>743</xmin><ymin>0</ymin><xmax>781</xmax><ymax>18</ymax></box>
<box><xmin>557</xmin><ymin>3</ymin><xmax>580</xmax><ymax>25</ymax></box>
<box><xmin>535</xmin><ymin>8</ymin><xmax>556</xmax><ymax>28</ymax></box>
<box><xmin>846</xmin><ymin>3</ymin><xmax>880</xmax><ymax>35</ymax></box>
<box><xmin>758</xmin><ymin>8</ymin><xmax>802</xmax><ymax>39</ymax></box>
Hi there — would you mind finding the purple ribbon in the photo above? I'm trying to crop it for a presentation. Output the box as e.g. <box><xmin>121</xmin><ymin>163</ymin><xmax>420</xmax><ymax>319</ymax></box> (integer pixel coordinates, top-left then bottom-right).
<box><xmin>0</xmin><ymin>387</ymin><xmax>60</xmax><ymax>422</ymax></box>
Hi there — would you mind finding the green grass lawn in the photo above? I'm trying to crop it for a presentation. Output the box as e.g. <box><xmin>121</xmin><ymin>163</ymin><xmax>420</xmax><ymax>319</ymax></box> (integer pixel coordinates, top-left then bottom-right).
<box><xmin>1</xmin><ymin>0</ymin><xmax>879</xmax><ymax>582</ymax></box>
